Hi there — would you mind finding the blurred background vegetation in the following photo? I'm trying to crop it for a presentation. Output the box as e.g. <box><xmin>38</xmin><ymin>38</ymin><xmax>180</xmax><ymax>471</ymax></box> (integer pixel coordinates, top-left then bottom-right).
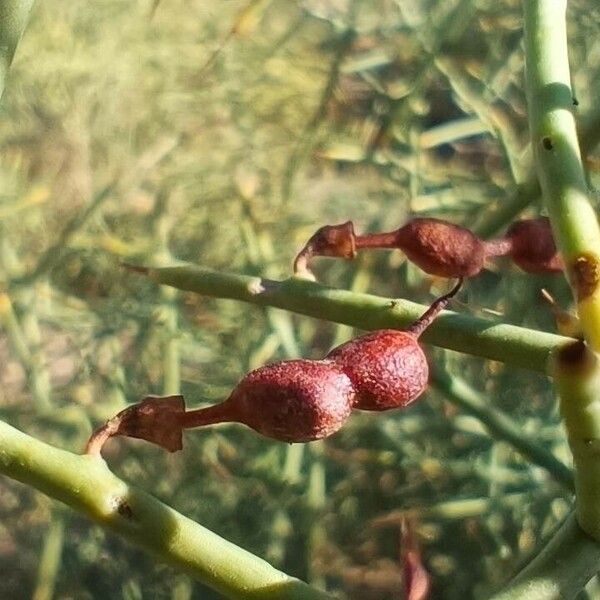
<box><xmin>1</xmin><ymin>0</ymin><xmax>600</xmax><ymax>598</ymax></box>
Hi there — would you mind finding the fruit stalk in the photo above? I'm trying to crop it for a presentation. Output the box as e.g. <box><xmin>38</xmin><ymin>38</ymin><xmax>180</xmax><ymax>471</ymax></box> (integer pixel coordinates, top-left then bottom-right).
<box><xmin>406</xmin><ymin>278</ymin><xmax>462</xmax><ymax>337</ymax></box>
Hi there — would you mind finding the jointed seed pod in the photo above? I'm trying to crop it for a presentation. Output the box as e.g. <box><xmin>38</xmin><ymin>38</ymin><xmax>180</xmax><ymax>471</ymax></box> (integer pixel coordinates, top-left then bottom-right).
<box><xmin>294</xmin><ymin>218</ymin><xmax>485</xmax><ymax>279</ymax></box>
<box><xmin>293</xmin><ymin>221</ymin><xmax>356</xmax><ymax>277</ymax></box>
<box><xmin>327</xmin><ymin>329</ymin><xmax>427</xmax><ymax>411</ymax></box>
<box><xmin>182</xmin><ymin>359</ymin><xmax>356</xmax><ymax>443</ymax></box>
<box><xmin>86</xmin><ymin>360</ymin><xmax>356</xmax><ymax>455</ymax></box>
<box><xmin>293</xmin><ymin>216</ymin><xmax>564</xmax><ymax>280</ymax></box>
<box><xmin>327</xmin><ymin>279</ymin><xmax>462</xmax><ymax>411</ymax></box>
<box><xmin>503</xmin><ymin>217</ymin><xmax>564</xmax><ymax>273</ymax></box>
<box><xmin>85</xmin><ymin>283</ymin><xmax>461</xmax><ymax>455</ymax></box>
<box><xmin>391</xmin><ymin>218</ymin><xmax>486</xmax><ymax>278</ymax></box>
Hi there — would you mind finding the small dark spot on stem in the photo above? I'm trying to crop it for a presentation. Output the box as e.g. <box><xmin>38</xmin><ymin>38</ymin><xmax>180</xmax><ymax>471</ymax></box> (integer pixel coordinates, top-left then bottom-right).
<box><xmin>542</xmin><ymin>137</ymin><xmax>553</xmax><ymax>151</ymax></box>
<box><xmin>117</xmin><ymin>501</ymin><xmax>134</xmax><ymax>520</ymax></box>
<box><xmin>556</xmin><ymin>339</ymin><xmax>587</xmax><ymax>366</ymax></box>
<box><xmin>573</xmin><ymin>97</ymin><xmax>579</xmax><ymax>106</ymax></box>
<box><xmin>571</xmin><ymin>253</ymin><xmax>600</xmax><ymax>300</ymax></box>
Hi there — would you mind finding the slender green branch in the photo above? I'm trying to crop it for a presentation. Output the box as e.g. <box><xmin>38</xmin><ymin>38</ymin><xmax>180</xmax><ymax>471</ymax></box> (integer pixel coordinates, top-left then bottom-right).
<box><xmin>475</xmin><ymin>178</ymin><xmax>540</xmax><ymax>239</ymax></box>
<box><xmin>13</xmin><ymin>182</ymin><xmax>115</xmax><ymax>286</ymax></box>
<box><xmin>32</xmin><ymin>508</ymin><xmax>65</xmax><ymax>600</ymax></box>
<box><xmin>0</xmin><ymin>291</ymin><xmax>50</xmax><ymax>409</ymax></box>
<box><xmin>432</xmin><ymin>369</ymin><xmax>574</xmax><ymax>491</ymax></box>
<box><xmin>280</xmin><ymin>0</ymin><xmax>358</xmax><ymax>203</ymax></box>
<box><xmin>524</xmin><ymin>0</ymin><xmax>600</xmax><ymax>352</ymax></box>
<box><xmin>490</xmin><ymin>512</ymin><xmax>600</xmax><ymax>600</ymax></box>
<box><xmin>475</xmin><ymin>105</ymin><xmax>600</xmax><ymax>238</ymax></box>
<box><xmin>475</xmin><ymin>112</ymin><xmax>600</xmax><ymax>238</ymax></box>
<box><xmin>372</xmin><ymin>491</ymin><xmax>539</xmax><ymax>525</ymax></box>
<box><xmin>0</xmin><ymin>0</ymin><xmax>34</xmax><ymax>100</ymax></box>
<box><xmin>153</xmin><ymin>194</ymin><xmax>181</xmax><ymax>397</ymax></box>
<box><xmin>0</xmin><ymin>419</ymin><xmax>333</xmax><ymax>600</ymax></box>
<box><xmin>133</xmin><ymin>264</ymin><xmax>572</xmax><ymax>373</ymax></box>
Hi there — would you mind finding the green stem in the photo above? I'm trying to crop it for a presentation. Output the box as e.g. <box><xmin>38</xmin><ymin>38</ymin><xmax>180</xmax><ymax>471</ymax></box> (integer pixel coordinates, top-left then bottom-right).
<box><xmin>372</xmin><ymin>491</ymin><xmax>538</xmax><ymax>525</ymax></box>
<box><xmin>154</xmin><ymin>200</ymin><xmax>181</xmax><ymax>397</ymax></box>
<box><xmin>474</xmin><ymin>93</ymin><xmax>600</xmax><ymax>239</ymax></box>
<box><xmin>490</xmin><ymin>513</ymin><xmax>600</xmax><ymax>600</ymax></box>
<box><xmin>475</xmin><ymin>178</ymin><xmax>541</xmax><ymax>239</ymax></box>
<box><xmin>0</xmin><ymin>0</ymin><xmax>34</xmax><ymax>100</ymax></box>
<box><xmin>0</xmin><ymin>291</ymin><xmax>50</xmax><ymax>410</ymax></box>
<box><xmin>432</xmin><ymin>369</ymin><xmax>574</xmax><ymax>491</ymax></box>
<box><xmin>13</xmin><ymin>182</ymin><xmax>114</xmax><ymax>286</ymax></box>
<box><xmin>0</xmin><ymin>419</ymin><xmax>333</xmax><ymax>600</ymax></box>
<box><xmin>32</xmin><ymin>508</ymin><xmax>66</xmax><ymax>600</ymax></box>
<box><xmin>553</xmin><ymin>342</ymin><xmax>600</xmax><ymax>541</ymax></box>
<box><xmin>280</xmin><ymin>1</ymin><xmax>358</xmax><ymax>203</ymax></box>
<box><xmin>306</xmin><ymin>443</ymin><xmax>326</xmax><ymax>588</ymax></box>
<box><xmin>524</xmin><ymin>0</ymin><xmax>600</xmax><ymax>352</ymax></box>
<box><xmin>162</xmin><ymin>287</ymin><xmax>181</xmax><ymax>396</ymax></box>
<box><xmin>134</xmin><ymin>264</ymin><xmax>571</xmax><ymax>373</ymax></box>
<box><xmin>524</xmin><ymin>0</ymin><xmax>600</xmax><ymax>554</ymax></box>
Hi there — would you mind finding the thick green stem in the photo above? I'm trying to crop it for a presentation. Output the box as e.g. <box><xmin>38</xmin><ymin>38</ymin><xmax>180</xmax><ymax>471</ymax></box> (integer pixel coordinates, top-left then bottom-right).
<box><xmin>0</xmin><ymin>419</ymin><xmax>333</xmax><ymax>600</ymax></box>
<box><xmin>524</xmin><ymin>0</ymin><xmax>600</xmax><ymax>351</ymax></box>
<box><xmin>490</xmin><ymin>513</ymin><xmax>600</xmax><ymax>600</ymax></box>
<box><xmin>553</xmin><ymin>342</ymin><xmax>600</xmax><ymax>541</ymax></box>
<box><xmin>134</xmin><ymin>264</ymin><xmax>572</xmax><ymax>373</ymax></box>
<box><xmin>524</xmin><ymin>0</ymin><xmax>600</xmax><ymax>552</ymax></box>
<box><xmin>0</xmin><ymin>0</ymin><xmax>34</xmax><ymax>100</ymax></box>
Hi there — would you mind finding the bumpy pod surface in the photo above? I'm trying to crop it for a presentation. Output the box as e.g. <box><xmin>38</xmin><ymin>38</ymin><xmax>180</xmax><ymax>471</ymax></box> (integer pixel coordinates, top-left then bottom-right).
<box><xmin>506</xmin><ymin>217</ymin><xmax>563</xmax><ymax>273</ymax></box>
<box><xmin>395</xmin><ymin>218</ymin><xmax>486</xmax><ymax>278</ymax></box>
<box><xmin>327</xmin><ymin>329</ymin><xmax>428</xmax><ymax>411</ymax></box>
<box><xmin>227</xmin><ymin>359</ymin><xmax>355</xmax><ymax>442</ymax></box>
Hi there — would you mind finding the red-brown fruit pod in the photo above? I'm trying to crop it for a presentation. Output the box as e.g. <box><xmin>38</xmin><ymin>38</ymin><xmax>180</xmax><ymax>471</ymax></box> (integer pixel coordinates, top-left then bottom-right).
<box><xmin>325</xmin><ymin>280</ymin><xmax>461</xmax><ymax>412</ymax></box>
<box><xmin>505</xmin><ymin>217</ymin><xmax>563</xmax><ymax>273</ymax></box>
<box><xmin>391</xmin><ymin>218</ymin><xmax>486</xmax><ymax>278</ymax></box>
<box><xmin>183</xmin><ymin>359</ymin><xmax>356</xmax><ymax>443</ymax></box>
<box><xmin>327</xmin><ymin>330</ymin><xmax>428</xmax><ymax>411</ymax></box>
<box><xmin>294</xmin><ymin>221</ymin><xmax>356</xmax><ymax>277</ymax></box>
